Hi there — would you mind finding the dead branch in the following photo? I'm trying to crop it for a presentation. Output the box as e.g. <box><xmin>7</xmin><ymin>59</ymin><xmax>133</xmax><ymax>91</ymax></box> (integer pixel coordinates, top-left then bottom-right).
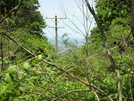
<box><xmin>18</xmin><ymin>89</ymin><xmax>53</xmax><ymax>97</ymax></box>
<box><xmin>43</xmin><ymin>59</ymin><xmax>113</xmax><ymax>101</ymax></box>
<box><xmin>52</xmin><ymin>89</ymin><xmax>90</xmax><ymax>101</ymax></box>
<box><xmin>1</xmin><ymin>33</ymin><xmax>36</xmax><ymax>56</ymax></box>
<box><xmin>91</xmin><ymin>90</ymin><xmax>100</xmax><ymax>101</ymax></box>
<box><xmin>52</xmin><ymin>89</ymin><xmax>100</xmax><ymax>101</ymax></box>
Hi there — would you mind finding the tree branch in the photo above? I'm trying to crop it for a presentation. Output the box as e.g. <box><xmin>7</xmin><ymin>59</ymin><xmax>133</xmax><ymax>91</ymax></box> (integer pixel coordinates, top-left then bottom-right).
<box><xmin>18</xmin><ymin>89</ymin><xmax>53</xmax><ymax>98</ymax></box>
<box><xmin>1</xmin><ymin>33</ymin><xmax>36</xmax><ymax>56</ymax></box>
<box><xmin>52</xmin><ymin>89</ymin><xmax>100</xmax><ymax>101</ymax></box>
<box><xmin>0</xmin><ymin>0</ymin><xmax>23</xmax><ymax>23</ymax></box>
<box><xmin>52</xmin><ymin>89</ymin><xmax>90</xmax><ymax>101</ymax></box>
<box><xmin>43</xmin><ymin>59</ymin><xmax>113</xmax><ymax>101</ymax></box>
<box><xmin>85</xmin><ymin>0</ymin><xmax>117</xmax><ymax>72</ymax></box>
<box><xmin>85</xmin><ymin>0</ymin><xmax>122</xmax><ymax>101</ymax></box>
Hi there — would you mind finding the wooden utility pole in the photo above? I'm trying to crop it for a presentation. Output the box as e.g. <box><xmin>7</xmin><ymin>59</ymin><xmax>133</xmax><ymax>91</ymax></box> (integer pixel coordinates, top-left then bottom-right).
<box><xmin>46</xmin><ymin>15</ymin><xmax>66</xmax><ymax>51</ymax></box>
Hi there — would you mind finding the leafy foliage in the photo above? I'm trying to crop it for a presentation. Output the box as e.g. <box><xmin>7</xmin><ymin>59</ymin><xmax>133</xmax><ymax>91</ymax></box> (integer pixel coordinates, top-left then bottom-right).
<box><xmin>0</xmin><ymin>0</ymin><xmax>134</xmax><ymax>100</ymax></box>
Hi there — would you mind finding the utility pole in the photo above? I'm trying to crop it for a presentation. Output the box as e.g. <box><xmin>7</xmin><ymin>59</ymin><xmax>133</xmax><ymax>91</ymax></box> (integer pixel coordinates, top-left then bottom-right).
<box><xmin>46</xmin><ymin>15</ymin><xmax>66</xmax><ymax>51</ymax></box>
<box><xmin>55</xmin><ymin>15</ymin><xmax>58</xmax><ymax>50</ymax></box>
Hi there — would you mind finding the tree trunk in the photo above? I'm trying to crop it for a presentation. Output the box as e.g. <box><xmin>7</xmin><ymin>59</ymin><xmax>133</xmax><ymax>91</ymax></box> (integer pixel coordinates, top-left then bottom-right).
<box><xmin>85</xmin><ymin>0</ymin><xmax>122</xmax><ymax>101</ymax></box>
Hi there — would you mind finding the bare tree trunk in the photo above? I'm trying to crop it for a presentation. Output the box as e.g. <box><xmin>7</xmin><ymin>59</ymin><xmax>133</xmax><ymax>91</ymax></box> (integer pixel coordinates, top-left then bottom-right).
<box><xmin>85</xmin><ymin>0</ymin><xmax>122</xmax><ymax>101</ymax></box>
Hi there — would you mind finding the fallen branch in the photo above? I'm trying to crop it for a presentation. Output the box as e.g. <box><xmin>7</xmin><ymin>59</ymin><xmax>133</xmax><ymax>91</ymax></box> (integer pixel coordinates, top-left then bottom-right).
<box><xmin>43</xmin><ymin>59</ymin><xmax>113</xmax><ymax>101</ymax></box>
<box><xmin>18</xmin><ymin>89</ymin><xmax>53</xmax><ymax>98</ymax></box>
<box><xmin>52</xmin><ymin>89</ymin><xmax>100</xmax><ymax>101</ymax></box>
<box><xmin>52</xmin><ymin>89</ymin><xmax>90</xmax><ymax>101</ymax></box>
<box><xmin>91</xmin><ymin>90</ymin><xmax>100</xmax><ymax>101</ymax></box>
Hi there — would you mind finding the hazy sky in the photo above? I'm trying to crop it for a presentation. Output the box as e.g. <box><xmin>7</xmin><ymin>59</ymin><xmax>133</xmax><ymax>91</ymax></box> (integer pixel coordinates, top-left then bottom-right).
<box><xmin>38</xmin><ymin>0</ymin><xmax>95</xmax><ymax>44</ymax></box>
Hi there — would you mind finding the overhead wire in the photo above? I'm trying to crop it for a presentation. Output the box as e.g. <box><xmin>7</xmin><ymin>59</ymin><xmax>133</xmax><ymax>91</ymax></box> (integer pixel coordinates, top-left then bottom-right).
<box><xmin>49</xmin><ymin>0</ymin><xmax>68</xmax><ymax>45</ymax></box>
<box><xmin>49</xmin><ymin>0</ymin><xmax>57</xmax><ymax>15</ymax></box>
<box><xmin>38</xmin><ymin>0</ymin><xmax>83</xmax><ymax>48</ymax></box>
<box><xmin>38</xmin><ymin>0</ymin><xmax>57</xmax><ymax>41</ymax></box>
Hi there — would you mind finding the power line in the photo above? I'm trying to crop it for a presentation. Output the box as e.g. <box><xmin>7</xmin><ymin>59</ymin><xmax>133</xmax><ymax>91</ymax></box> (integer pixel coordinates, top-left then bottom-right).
<box><xmin>46</xmin><ymin>15</ymin><xmax>66</xmax><ymax>51</ymax></box>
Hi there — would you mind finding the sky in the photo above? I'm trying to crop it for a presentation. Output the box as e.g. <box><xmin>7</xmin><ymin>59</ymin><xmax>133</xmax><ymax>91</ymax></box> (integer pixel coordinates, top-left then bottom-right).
<box><xmin>38</xmin><ymin>0</ymin><xmax>95</xmax><ymax>45</ymax></box>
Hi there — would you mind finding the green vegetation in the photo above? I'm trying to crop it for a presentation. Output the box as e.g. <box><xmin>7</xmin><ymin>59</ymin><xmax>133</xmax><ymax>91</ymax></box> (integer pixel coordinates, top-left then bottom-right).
<box><xmin>0</xmin><ymin>0</ymin><xmax>134</xmax><ymax>101</ymax></box>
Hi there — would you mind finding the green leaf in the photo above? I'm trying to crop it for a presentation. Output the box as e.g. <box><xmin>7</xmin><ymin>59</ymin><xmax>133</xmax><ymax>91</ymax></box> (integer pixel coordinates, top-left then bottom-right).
<box><xmin>106</xmin><ymin>11</ymin><xmax>111</xmax><ymax>19</ymax></box>
<box><xmin>112</xmin><ymin>10</ymin><xmax>117</xmax><ymax>14</ymax></box>
<box><xmin>62</xmin><ymin>33</ymin><xmax>68</xmax><ymax>38</ymax></box>
<box><xmin>0</xmin><ymin>84</ymin><xmax>7</xmax><ymax>95</ymax></box>
<box><xmin>19</xmin><ymin>86</ymin><xmax>26</xmax><ymax>91</ymax></box>
<box><xmin>5</xmin><ymin>73</ymin><xmax>13</xmax><ymax>83</ymax></box>
<box><xmin>7</xmin><ymin>65</ymin><xmax>16</xmax><ymax>74</ymax></box>
<box><xmin>23</xmin><ymin>62</ymin><xmax>30</xmax><ymax>70</ymax></box>
<box><xmin>37</xmin><ymin>54</ymin><xmax>42</xmax><ymax>60</ymax></box>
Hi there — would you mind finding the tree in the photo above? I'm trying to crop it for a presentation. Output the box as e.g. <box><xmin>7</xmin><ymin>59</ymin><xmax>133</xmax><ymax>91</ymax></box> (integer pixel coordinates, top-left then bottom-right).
<box><xmin>0</xmin><ymin>0</ymin><xmax>19</xmax><ymax>16</ymax></box>
<box><xmin>0</xmin><ymin>0</ymin><xmax>50</xmax><ymax>70</ymax></box>
<box><xmin>0</xmin><ymin>0</ymin><xmax>23</xmax><ymax>71</ymax></box>
<box><xmin>60</xmin><ymin>0</ymin><xmax>94</xmax><ymax>56</ymax></box>
<box><xmin>86</xmin><ymin>0</ymin><xmax>133</xmax><ymax>101</ymax></box>
<box><xmin>8</xmin><ymin>0</ymin><xmax>46</xmax><ymax>36</ymax></box>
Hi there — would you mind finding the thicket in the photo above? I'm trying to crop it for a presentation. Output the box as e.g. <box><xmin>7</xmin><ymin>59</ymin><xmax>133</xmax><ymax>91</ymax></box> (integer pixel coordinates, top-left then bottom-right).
<box><xmin>0</xmin><ymin>0</ymin><xmax>134</xmax><ymax>101</ymax></box>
